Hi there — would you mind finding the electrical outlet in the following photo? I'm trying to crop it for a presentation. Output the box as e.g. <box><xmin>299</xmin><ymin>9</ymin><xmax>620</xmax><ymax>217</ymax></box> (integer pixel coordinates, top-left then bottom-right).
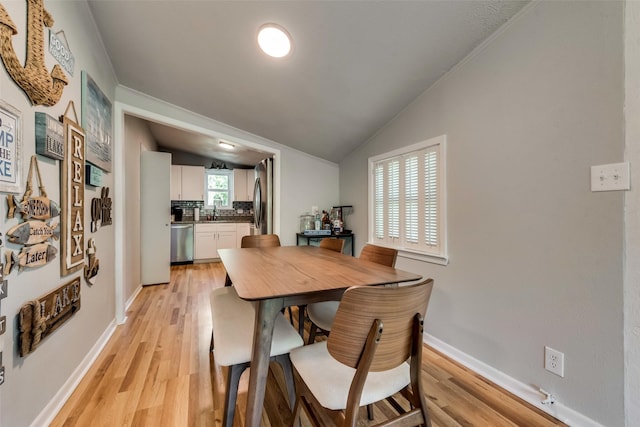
<box><xmin>544</xmin><ymin>346</ymin><xmax>565</xmax><ymax>377</ymax></box>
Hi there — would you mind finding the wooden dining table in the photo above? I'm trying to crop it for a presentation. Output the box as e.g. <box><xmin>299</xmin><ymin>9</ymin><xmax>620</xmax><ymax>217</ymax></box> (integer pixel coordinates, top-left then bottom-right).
<box><xmin>217</xmin><ymin>245</ymin><xmax>423</xmax><ymax>427</ymax></box>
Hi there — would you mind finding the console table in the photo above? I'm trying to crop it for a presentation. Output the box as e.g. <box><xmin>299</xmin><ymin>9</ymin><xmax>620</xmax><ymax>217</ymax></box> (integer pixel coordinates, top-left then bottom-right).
<box><xmin>296</xmin><ymin>232</ymin><xmax>355</xmax><ymax>256</ymax></box>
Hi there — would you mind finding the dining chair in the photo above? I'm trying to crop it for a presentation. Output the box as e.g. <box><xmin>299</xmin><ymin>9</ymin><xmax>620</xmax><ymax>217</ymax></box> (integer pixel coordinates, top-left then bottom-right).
<box><xmin>216</xmin><ymin>233</ymin><xmax>281</xmax><ymax>346</ymax></box>
<box><xmin>295</xmin><ymin>238</ymin><xmax>346</xmax><ymax>336</ymax></box>
<box><xmin>224</xmin><ymin>234</ymin><xmax>281</xmax><ymax>286</ymax></box>
<box><xmin>306</xmin><ymin>244</ymin><xmax>398</xmax><ymax>344</ymax></box>
<box><xmin>318</xmin><ymin>237</ymin><xmax>345</xmax><ymax>253</ymax></box>
<box><xmin>210</xmin><ymin>287</ymin><xmax>304</xmax><ymax>427</ymax></box>
<box><xmin>289</xmin><ymin>279</ymin><xmax>434</xmax><ymax>427</ymax></box>
<box><xmin>240</xmin><ymin>233</ymin><xmax>281</xmax><ymax>248</ymax></box>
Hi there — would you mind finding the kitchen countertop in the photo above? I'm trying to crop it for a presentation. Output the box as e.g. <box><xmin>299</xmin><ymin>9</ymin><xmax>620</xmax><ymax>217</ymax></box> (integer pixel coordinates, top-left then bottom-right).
<box><xmin>171</xmin><ymin>218</ymin><xmax>253</xmax><ymax>225</ymax></box>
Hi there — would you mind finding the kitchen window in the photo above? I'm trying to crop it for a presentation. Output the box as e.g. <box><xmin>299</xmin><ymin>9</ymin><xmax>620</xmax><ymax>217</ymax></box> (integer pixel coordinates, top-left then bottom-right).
<box><xmin>369</xmin><ymin>134</ymin><xmax>448</xmax><ymax>265</ymax></box>
<box><xmin>205</xmin><ymin>169</ymin><xmax>234</xmax><ymax>209</ymax></box>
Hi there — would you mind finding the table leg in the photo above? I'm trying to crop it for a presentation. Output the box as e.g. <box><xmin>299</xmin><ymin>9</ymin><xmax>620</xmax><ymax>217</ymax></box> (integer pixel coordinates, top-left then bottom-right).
<box><xmin>245</xmin><ymin>297</ymin><xmax>283</xmax><ymax>427</ymax></box>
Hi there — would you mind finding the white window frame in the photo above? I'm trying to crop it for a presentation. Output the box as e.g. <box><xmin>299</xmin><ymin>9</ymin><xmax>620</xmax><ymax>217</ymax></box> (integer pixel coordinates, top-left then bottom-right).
<box><xmin>204</xmin><ymin>169</ymin><xmax>234</xmax><ymax>209</ymax></box>
<box><xmin>368</xmin><ymin>135</ymin><xmax>448</xmax><ymax>265</ymax></box>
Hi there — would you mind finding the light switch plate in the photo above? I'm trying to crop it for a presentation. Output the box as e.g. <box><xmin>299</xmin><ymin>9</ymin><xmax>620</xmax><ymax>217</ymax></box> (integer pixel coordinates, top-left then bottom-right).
<box><xmin>591</xmin><ymin>162</ymin><xmax>630</xmax><ymax>192</ymax></box>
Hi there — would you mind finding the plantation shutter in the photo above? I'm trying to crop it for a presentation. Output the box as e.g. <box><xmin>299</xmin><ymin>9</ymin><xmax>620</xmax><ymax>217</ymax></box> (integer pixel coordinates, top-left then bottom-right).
<box><xmin>370</xmin><ymin>136</ymin><xmax>445</xmax><ymax>259</ymax></box>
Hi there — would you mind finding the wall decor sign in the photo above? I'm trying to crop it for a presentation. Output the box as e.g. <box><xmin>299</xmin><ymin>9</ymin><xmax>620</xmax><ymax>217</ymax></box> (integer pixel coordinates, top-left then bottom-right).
<box><xmin>7</xmin><ymin>155</ymin><xmax>59</xmax><ymax>220</ymax></box>
<box><xmin>48</xmin><ymin>29</ymin><xmax>74</xmax><ymax>76</ymax></box>
<box><xmin>60</xmin><ymin>101</ymin><xmax>85</xmax><ymax>276</ymax></box>
<box><xmin>0</xmin><ymin>0</ymin><xmax>68</xmax><ymax>106</ymax></box>
<box><xmin>0</xmin><ymin>353</ymin><xmax>4</xmax><ymax>386</ymax></box>
<box><xmin>18</xmin><ymin>277</ymin><xmax>81</xmax><ymax>356</ymax></box>
<box><xmin>0</xmin><ymin>315</ymin><xmax>5</xmax><ymax>335</ymax></box>
<box><xmin>5</xmin><ymin>242</ymin><xmax>57</xmax><ymax>274</ymax></box>
<box><xmin>7</xmin><ymin>219</ymin><xmax>59</xmax><ymax>245</ymax></box>
<box><xmin>84</xmin><ymin>238</ymin><xmax>99</xmax><ymax>285</ymax></box>
<box><xmin>0</xmin><ymin>100</ymin><xmax>22</xmax><ymax>193</ymax></box>
<box><xmin>85</xmin><ymin>163</ymin><xmax>102</xmax><ymax>187</ymax></box>
<box><xmin>0</xmin><ymin>279</ymin><xmax>6</xmax><ymax>300</ymax></box>
<box><xmin>81</xmin><ymin>71</ymin><xmax>112</xmax><ymax>172</ymax></box>
<box><xmin>90</xmin><ymin>187</ymin><xmax>112</xmax><ymax>232</ymax></box>
<box><xmin>35</xmin><ymin>112</ymin><xmax>64</xmax><ymax>160</ymax></box>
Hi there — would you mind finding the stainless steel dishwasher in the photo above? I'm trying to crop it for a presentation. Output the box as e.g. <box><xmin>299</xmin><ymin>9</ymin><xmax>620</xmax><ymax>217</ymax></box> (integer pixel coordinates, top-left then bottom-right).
<box><xmin>171</xmin><ymin>223</ymin><xmax>194</xmax><ymax>263</ymax></box>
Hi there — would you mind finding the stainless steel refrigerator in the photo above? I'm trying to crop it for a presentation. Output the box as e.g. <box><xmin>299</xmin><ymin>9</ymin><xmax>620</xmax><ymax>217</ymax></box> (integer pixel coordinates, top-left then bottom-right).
<box><xmin>253</xmin><ymin>157</ymin><xmax>273</xmax><ymax>234</ymax></box>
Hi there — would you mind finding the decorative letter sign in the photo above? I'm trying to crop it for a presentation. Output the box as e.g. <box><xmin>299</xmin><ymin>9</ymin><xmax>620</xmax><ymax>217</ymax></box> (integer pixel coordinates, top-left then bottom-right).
<box><xmin>35</xmin><ymin>112</ymin><xmax>64</xmax><ymax>160</ymax></box>
<box><xmin>60</xmin><ymin>102</ymin><xmax>85</xmax><ymax>276</ymax></box>
<box><xmin>18</xmin><ymin>277</ymin><xmax>81</xmax><ymax>356</ymax></box>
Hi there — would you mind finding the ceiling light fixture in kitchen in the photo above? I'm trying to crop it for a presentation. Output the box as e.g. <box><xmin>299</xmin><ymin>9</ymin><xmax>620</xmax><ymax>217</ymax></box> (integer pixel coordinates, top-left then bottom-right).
<box><xmin>219</xmin><ymin>141</ymin><xmax>235</xmax><ymax>150</ymax></box>
<box><xmin>257</xmin><ymin>23</ymin><xmax>292</xmax><ymax>58</ymax></box>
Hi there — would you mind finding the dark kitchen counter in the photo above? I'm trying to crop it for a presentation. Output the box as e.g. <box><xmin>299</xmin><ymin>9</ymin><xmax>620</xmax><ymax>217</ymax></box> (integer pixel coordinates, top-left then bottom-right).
<box><xmin>172</xmin><ymin>216</ymin><xmax>253</xmax><ymax>225</ymax></box>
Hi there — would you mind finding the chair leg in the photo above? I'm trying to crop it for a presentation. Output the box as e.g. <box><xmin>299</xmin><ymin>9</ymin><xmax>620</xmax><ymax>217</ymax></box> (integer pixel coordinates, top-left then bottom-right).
<box><xmin>308</xmin><ymin>323</ymin><xmax>318</xmax><ymax>344</ymax></box>
<box><xmin>290</xmin><ymin>396</ymin><xmax>303</xmax><ymax>427</ymax></box>
<box><xmin>287</xmin><ymin>307</ymin><xmax>295</xmax><ymax>326</ymax></box>
<box><xmin>274</xmin><ymin>354</ymin><xmax>297</xmax><ymax>409</ymax></box>
<box><xmin>366</xmin><ymin>403</ymin><xmax>374</xmax><ymax>420</ymax></box>
<box><xmin>223</xmin><ymin>362</ymin><xmax>249</xmax><ymax>427</ymax></box>
<box><xmin>224</xmin><ymin>273</ymin><xmax>232</xmax><ymax>287</ymax></box>
<box><xmin>298</xmin><ymin>305</ymin><xmax>306</xmax><ymax>337</ymax></box>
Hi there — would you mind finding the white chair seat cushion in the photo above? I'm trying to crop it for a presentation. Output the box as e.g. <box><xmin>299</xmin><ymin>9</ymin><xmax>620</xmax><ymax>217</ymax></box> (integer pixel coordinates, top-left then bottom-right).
<box><xmin>306</xmin><ymin>301</ymin><xmax>339</xmax><ymax>331</ymax></box>
<box><xmin>290</xmin><ymin>341</ymin><xmax>410</xmax><ymax>410</ymax></box>
<box><xmin>211</xmin><ymin>289</ymin><xmax>303</xmax><ymax>366</ymax></box>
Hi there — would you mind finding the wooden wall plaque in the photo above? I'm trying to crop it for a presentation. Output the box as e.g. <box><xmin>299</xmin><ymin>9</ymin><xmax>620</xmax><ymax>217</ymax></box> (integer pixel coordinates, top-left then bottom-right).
<box><xmin>60</xmin><ymin>102</ymin><xmax>85</xmax><ymax>276</ymax></box>
<box><xmin>35</xmin><ymin>112</ymin><xmax>64</xmax><ymax>160</ymax></box>
<box><xmin>18</xmin><ymin>277</ymin><xmax>81</xmax><ymax>356</ymax></box>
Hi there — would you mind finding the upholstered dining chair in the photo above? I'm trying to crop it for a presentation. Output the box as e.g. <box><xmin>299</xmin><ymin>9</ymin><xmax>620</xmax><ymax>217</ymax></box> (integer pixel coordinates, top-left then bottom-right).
<box><xmin>295</xmin><ymin>238</ymin><xmax>346</xmax><ymax>335</ymax></box>
<box><xmin>210</xmin><ymin>287</ymin><xmax>303</xmax><ymax>427</ymax></box>
<box><xmin>306</xmin><ymin>244</ymin><xmax>398</xmax><ymax>344</ymax></box>
<box><xmin>216</xmin><ymin>233</ymin><xmax>281</xmax><ymax>347</ymax></box>
<box><xmin>289</xmin><ymin>279</ymin><xmax>434</xmax><ymax>427</ymax></box>
<box><xmin>224</xmin><ymin>234</ymin><xmax>281</xmax><ymax>286</ymax></box>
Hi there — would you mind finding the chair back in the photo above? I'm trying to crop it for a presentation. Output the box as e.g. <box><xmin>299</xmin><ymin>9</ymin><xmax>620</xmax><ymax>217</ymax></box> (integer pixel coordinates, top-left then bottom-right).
<box><xmin>327</xmin><ymin>279</ymin><xmax>433</xmax><ymax>372</ymax></box>
<box><xmin>240</xmin><ymin>234</ymin><xmax>281</xmax><ymax>248</ymax></box>
<box><xmin>319</xmin><ymin>238</ymin><xmax>345</xmax><ymax>253</ymax></box>
<box><xmin>359</xmin><ymin>244</ymin><xmax>397</xmax><ymax>267</ymax></box>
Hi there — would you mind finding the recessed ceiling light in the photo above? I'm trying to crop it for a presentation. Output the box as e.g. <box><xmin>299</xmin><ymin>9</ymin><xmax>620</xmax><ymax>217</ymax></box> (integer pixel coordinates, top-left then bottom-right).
<box><xmin>219</xmin><ymin>141</ymin><xmax>235</xmax><ymax>150</ymax></box>
<box><xmin>257</xmin><ymin>23</ymin><xmax>292</xmax><ymax>58</ymax></box>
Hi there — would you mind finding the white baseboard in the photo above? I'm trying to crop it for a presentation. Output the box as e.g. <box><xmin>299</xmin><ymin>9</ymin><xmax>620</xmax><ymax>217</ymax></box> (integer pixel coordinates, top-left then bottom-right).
<box><xmin>424</xmin><ymin>333</ymin><xmax>604</xmax><ymax>427</ymax></box>
<box><xmin>31</xmin><ymin>320</ymin><xmax>118</xmax><ymax>427</ymax></box>
<box><xmin>117</xmin><ymin>284</ymin><xmax>143</xmax><ymax>325</ymax></box>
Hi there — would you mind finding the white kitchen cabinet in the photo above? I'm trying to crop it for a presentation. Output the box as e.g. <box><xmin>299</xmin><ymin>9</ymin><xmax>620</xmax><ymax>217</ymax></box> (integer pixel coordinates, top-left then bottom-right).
<box><xmin>170</xmin><ymin>165</ymin><xmax>182</xmax><ymax>200</ymax></box>
<box><xmin>236</xmin><ymin>223</ymin><xmax>250</xmax><ymax>247</ymax></box>
<box><xmin>247</xmin><ymin>169</ymin><xmax>255</xmax><ymax>200</ymax></box>
<box><xmin>171</xmin><ymin>165</ymin><xmax>205</xmax><ymax>200</ymax></box>
<box><xmin>233</xmin><ymin>169</ymin><xmax>253</xmax><ymax>201</ymax></box>
<box><xmin>194</xmin><ymin>223</ymin><xmax>238</xmax><ymax>259</ymax></box>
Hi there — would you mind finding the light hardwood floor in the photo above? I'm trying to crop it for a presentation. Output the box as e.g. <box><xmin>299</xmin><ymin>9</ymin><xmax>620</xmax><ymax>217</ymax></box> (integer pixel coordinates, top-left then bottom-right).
<box><xmin>51</xmin><ymin>263</ymin><xmax>567</xmax><ymax>427</ymax></box>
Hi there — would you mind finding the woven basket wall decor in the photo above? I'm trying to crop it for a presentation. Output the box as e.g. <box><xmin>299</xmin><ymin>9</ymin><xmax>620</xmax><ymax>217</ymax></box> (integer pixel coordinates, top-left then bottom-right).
<box><xmin>0</xmin><ymin>0</ymin><xmax>68</xmax><ymax>106</ymax></box>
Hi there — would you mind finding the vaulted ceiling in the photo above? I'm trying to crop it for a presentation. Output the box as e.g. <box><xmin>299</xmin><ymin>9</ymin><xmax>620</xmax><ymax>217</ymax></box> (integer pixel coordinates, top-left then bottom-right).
<box><xmin>88</xmin><ymin>0</ymin><xmax>528</xmax><ymax>165</ymax></box>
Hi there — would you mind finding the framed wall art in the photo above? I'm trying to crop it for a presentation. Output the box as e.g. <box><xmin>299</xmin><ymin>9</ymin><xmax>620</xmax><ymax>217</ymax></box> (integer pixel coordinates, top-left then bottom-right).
<box><xmin>0</xmin><ymin>100</ymin><xmax>22</xmax><ymax>193</ymax></box>
<box><xmin>81</xmin><ymin>71</ymin><xmax>112</xmax><ymax>172</ymax></box>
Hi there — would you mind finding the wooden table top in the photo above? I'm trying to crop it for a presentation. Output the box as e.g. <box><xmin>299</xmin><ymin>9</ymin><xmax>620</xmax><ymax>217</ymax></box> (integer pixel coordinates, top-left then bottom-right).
<box><xmin>218</xmin><ymin>245</ymin><xmax>422</xmax><ymax>300</ymax></box>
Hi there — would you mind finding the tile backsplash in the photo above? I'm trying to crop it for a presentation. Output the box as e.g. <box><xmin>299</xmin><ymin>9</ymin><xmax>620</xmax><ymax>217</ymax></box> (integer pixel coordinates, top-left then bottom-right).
<box><xmin>171</xmin><ymin>200</ymin><xmax>253</xmax><ymax>220</ymax></box>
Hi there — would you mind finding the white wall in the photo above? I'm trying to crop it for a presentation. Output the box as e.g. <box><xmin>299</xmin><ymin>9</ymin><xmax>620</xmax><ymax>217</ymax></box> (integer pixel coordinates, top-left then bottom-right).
<box><xmin>0</xmin><ymin>2</ymin><xmax>117</xmax><ymax>426</ymax></box>
<box><xmin>624</xmin><ymin>2</ymin><xmax>640</xmax><ymax>425</ymax></box>
<box><xmin>340</xmin><ymin>2</ymin><xmax>624</xmax><ymax>425</ymax></box>
<box><xmin>278</xmin><ymin>149</ymin><xmax>339</xmax><ymax>246</ymax></box>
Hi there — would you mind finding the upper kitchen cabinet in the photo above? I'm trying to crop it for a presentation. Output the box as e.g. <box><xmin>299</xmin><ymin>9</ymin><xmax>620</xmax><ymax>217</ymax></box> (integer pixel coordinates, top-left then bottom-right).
<box><xmin>233</xmin><ymin>169</ymin><xmax>254</xmax><ymax>201</ymax></box>
<box><xmin>171</xmin><ymin>165</ymin><xmax>205</xmax><ymax>200</ymax></box>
